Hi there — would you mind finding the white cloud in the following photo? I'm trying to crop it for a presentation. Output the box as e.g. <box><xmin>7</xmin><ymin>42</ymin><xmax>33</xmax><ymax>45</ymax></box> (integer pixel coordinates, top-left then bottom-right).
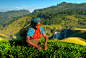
<box><xmin>0</xmin><ymin>5</ymin><xmax>38</xmax><ymax>13</ymax></box>
<box><xmin>15</xmin><ymin>7</ymin><xmax>19</xmax><ymax>8</ymax></box>
<box><xmin>30</xmin><ymin>5</ymin><xmax>37</xmax><ymax>7</ymax></box>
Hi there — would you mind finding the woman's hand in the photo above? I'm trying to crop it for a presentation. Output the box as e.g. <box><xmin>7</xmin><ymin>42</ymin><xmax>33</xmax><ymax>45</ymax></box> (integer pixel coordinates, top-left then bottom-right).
<box><xmin>37</xmin><ymin>46</ymin><xmax>42</xmax><ymax>50</ymax></box>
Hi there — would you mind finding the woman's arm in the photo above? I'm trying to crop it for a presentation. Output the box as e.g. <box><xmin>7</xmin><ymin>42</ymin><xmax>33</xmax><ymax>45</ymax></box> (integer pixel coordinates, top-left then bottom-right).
<box><xmin>26</xmin><ymin>35</ymin><xmax>41</xmax><ymax>50</ymax></box>
<box><xmin>42</xmin><ymin>32</ymin><xmax>48</xmax><ymax>50</ymax></box>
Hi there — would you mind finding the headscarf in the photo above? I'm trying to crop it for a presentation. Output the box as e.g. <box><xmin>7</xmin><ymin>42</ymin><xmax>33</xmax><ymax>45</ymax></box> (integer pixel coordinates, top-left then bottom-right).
<box><xmin>31</xmin><ymin>17</ymin><xmax>41</xmax><ymax>23</ymax></box>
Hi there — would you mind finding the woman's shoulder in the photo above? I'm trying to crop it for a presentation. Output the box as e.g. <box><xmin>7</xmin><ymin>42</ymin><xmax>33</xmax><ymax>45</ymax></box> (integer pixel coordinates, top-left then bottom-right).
<box><xmin>40</xmin><ymin>26</ymin><xmax>43</xmax><ymax>29</ymax></box>
<box><xmin>27</xmin><ymin>27</ymin><xmax>34</xmax><ymax>30</ymax></box>
<box><xmin>26</xmin><ymin>27</ymin><xmax>35</xmax><ymax>33</ymax></box>
<box><xmin>40</xmin><ymin>26</ymin><xmax>44</xmax><ymax>34</ymax></box>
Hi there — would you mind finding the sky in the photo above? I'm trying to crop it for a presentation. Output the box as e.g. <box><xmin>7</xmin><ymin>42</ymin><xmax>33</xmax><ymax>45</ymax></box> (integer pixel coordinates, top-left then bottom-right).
<box><xmin>0</xmin><ymin>0</ymin><xmax>86</xmax><ymax>13</ymax></box>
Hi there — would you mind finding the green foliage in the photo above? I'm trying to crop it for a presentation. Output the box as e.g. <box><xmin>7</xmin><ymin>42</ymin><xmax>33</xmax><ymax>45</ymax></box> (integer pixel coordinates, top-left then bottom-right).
<box><xmin>0</xmin><ymin>39</ymin><xmax>86</xmax><ymax>58</ymax></box>
<box><xmin>0</xmin><ymin>16</ymin><xmax>32</xmax><ymax>37</ymax></box>
<box><xmin>1</xmin><ymin>3</ymin><xmax>86</xmax><ymax>29</ymax></box>
<box><xmin>29</xmin><ymin>2</ymin><xmax>86</xmax><ymax>28</ymax></box>
<box><xmin>46</xmin><ymin>27</ymin><xmax>50</xmax><ymax>30</ymax></box>
<box><xmin>67</xmin><ymin>29</ymin><xmax>86</xmax><ymax>39</ymax></box>
<box><xmin>32</xmin><ymin>9</ymin><xmax>86</xmax><ymax>28</ymax></box>
<box><xmin>33</xmin><ymin>2</ymin><xmax>86</xmax><ymax>15</ymax></box>
<box><xmin>51</xmin><ymin>27</ymin><xmax>57</xmax><ymax>34</ymax></box>
<box><xmin>46</xmin><ymin>33</ymin><xmax>50</xmax><ymax>36</ymax></box>
<box><xmin>0</xmin><ymin>10</ymin><xmax>30</xmax><ymax>29</ymax></box>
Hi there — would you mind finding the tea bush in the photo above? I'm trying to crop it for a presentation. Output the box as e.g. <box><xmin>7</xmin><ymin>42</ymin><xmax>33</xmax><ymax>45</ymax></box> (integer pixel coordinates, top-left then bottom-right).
<box><xmin>0</xmin><ymin>39</ymin><xmax>86</xmax><ymax>58</ymax></box>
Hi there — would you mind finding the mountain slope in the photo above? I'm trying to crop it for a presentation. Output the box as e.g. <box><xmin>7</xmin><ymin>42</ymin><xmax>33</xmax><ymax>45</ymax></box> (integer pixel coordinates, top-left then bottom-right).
<box><xmin>0</xmin><ymin>2</ymin><xmax>86</xmax><ymax>41</ymax></box>
<box><xmin>0</xmin><ymin>16</ymin><xmax>32</xmax><ymax>39</ymax></box>
<box><xmin>32</xmin><ymin>2</ymin><xmax>86</xmax><ymax>15</ymax></box>
<box><xmin>1</xmin><ymin>2</ymin><xmax>86</xmax><ymax>29</ymax></box>
<box><xmin>1</xmin><ymin>11</ymin><xmax>86</xmax><ymax>40</ymax></box>
<box><xmin>0</xmin><ymin>10</ymin><xmax>30</xmax><ymax>29</ymax></box>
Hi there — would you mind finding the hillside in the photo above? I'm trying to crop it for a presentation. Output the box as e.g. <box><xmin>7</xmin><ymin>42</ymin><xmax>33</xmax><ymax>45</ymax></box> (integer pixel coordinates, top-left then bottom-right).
<box><xmin>0</xmin><ymin>2</ymin><xmax>86</xmax><ymax>44</ymax></box>
<box><xmin>1</xmin><ymin>2</ymin><xmax>86</xmax><ymax>29</ymax></box>
<box><xmin>0</xmin><ymin>10</ymin><xmax>86</xmax><ymax>40</ymax></box>
<box><xmin>59</xmin><ymin>37</ymin><xmax>86</xmax><ymax>46</ymax></box>
<box><xmin>0</xmin><ymin>10</ymin><xmax>30</xmax><ymax>29</ymax></box>
<box><xmin>31</xmin><ymin>2</ymin><xmax>86</xmax><ymax>15</ymax></box>
<box><xmin>0</xmin><ymin>16</ymin><xmax>32</xmax><ymax>40</ymax></box>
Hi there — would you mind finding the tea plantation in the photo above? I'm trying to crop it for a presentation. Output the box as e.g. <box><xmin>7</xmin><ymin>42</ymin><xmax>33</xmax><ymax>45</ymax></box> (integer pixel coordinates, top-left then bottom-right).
<box><xmin>0</xmin><ymin>39</ymin><xmax>86</xmax><ymax>58</ymax></box>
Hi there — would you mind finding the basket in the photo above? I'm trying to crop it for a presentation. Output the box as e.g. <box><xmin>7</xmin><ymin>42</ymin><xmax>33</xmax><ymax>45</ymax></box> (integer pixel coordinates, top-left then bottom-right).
<box><xmin>19</xmin><ymin>29</ymin><xmax>27</xmax><ymax>44</ymax></box>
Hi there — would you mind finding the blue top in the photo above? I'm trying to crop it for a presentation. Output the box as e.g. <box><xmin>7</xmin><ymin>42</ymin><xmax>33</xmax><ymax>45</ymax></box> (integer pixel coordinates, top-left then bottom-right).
<box><xmin>26</xmin><ymin>26</ymin><xmax>44</xmax><ymax>38</ymax></box>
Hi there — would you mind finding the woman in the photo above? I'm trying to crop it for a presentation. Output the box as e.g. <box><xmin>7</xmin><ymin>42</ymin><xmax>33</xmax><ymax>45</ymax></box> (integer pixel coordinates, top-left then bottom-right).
<box><xmin>26</xmin><ymin>17</ymin><xmax>48</xmax><ymax>50</ymax></box>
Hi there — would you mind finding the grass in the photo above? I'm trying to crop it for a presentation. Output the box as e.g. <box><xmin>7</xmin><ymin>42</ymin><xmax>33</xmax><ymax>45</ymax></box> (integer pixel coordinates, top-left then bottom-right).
<box><xmin>59</xmin><ymin>37</ymin><xmax>86</xmax><ymax>46</ymax></box>
<box><xmin>0</xmin><ymin>37</ymin><xmax>4</xmax><ymax>41</ymax></box>
<box><xmin>73</xmin><ymin>27</ymin><xmax>86</xmax><ymax>30</ymax></box>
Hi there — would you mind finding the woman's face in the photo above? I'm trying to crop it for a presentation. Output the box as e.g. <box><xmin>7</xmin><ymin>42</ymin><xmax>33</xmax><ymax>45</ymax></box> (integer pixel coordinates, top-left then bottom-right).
<box><xmin>34</xmin><ymin>22</ymin><xmax>41</xmax><ymax>29</ymax></box>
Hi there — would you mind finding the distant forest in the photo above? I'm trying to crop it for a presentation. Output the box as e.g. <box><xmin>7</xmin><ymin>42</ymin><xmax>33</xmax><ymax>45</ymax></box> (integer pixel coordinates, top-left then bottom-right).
<box><xmin>0</xmin><ymin>10</ymin><xmax>30</xmax><ymax>29</ymax></box>
<box><xmin>30</xmin><ymin>9</ymin><xmax>86</xmax><ymax>28</ymax></box>
<box><xmin>1</xmin><ymin>2</ymin><xmax>86</xmax><ymax>29</ymax></box>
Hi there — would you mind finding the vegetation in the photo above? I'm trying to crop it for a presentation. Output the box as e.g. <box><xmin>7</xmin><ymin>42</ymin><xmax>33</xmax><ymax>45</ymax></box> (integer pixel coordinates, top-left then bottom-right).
<box><xmin>1</xmin><ymin>10</ymin><xmax>86</xmax><ymax>39</ymax></box>
<box><xmin>0</xmin><ymin>10</ymin><xmax>30</xmax><ymax>29</ymax></box>
<box><xmin>2</xmin><ymin>2</ymin><xmax>86</xmax><ymax>29</ymax></box>
<box><xmin>0</xmin><ymin>2</ymin><xmax>86</xmax><ymax>58</ymax></box>
<box><xmin>0</xmin><ymin>39</ymin><xmax>86</xmax><ymax>58</ymax></box>
<box><xmin>32</xmin><ymin>2</ymin><xmax>86</xmax><ymax>15</ymax></box>
<box><xmin>1</xmin><ymin>2</ymin><xmax>86</xmax><ymax>30</ymax></box>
